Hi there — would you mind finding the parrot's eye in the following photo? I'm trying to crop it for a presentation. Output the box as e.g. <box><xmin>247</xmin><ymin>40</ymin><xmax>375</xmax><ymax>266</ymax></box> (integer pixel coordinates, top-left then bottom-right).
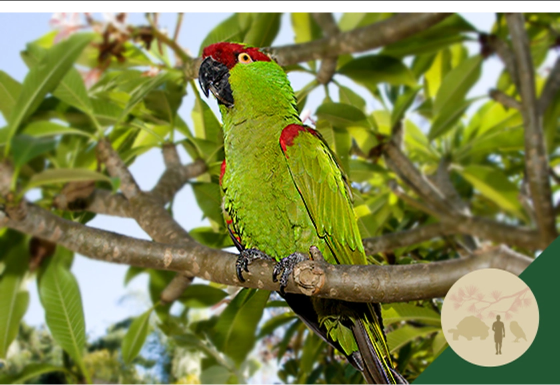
<box><xmin>238</xmin><ymin>53</ymin><xmax>253</xmax><ymax>64</ymax></box>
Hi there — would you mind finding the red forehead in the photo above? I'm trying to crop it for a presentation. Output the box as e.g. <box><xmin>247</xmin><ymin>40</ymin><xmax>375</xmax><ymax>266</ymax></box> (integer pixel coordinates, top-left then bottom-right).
<box><xmin>202</xmin><ymin>42</ymin><xmax>271</xmax><ymax>69</ymax></box>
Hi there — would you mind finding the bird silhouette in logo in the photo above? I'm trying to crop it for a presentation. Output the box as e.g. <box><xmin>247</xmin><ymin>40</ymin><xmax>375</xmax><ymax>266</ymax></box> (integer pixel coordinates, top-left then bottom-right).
<box><xmin>510</xmin><ymin>321</ymin><xmax>527</xmax><ymax>342</ymax></box>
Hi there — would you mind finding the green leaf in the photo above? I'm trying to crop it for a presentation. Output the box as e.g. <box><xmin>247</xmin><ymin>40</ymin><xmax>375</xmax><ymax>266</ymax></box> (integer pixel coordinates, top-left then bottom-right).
<box><xmin>0</xmin><ymin>71</ymin><xmax>22</xmax><ymax>121</ymax></box>
<box><xmin>198</xmin><ymin>14</ymin><xmax>248</xmax><ymax>56</ymax></box>
<box><xmin>382</xmin><ymin>303</ymin><xmax>441</xmax><ymax>326</ymax></box>
<box><xmin>429</xmin><ymin>98</ymin><xmax>477</xmax><ymax>140</ymax></box>
<box><xmin>291</xmin><ymin>13</ymin><xmax>322</xmax><ymax>43</ymax></box>
<box><xmin>257</xmin><ymin>312</ymin><xmax>296</xmax><ymax>339</ymax></box>
<box><xmin>5</xmin><ymin>33</ymin><xmax>94</xmax><ymax>154</ymax></box>
<box><xmin>391</xmin><ymin>86</ymin><xmax>421</xmax><ymax>127</ymax></box>
<box><xmin>543</xmin><ymin>87</ymin><xmax>560</xmax><ymax>155</ymax></box>
<box><xmin>338</xmin><ymin>55</ymin><xmax>416</xmax><ymax>95</ymax></box>
<box><xmin>118</xmin><ymin>71</ymin><xmax>173</xmax><ymax>124</ymax></box>
<box><xmin>121</xmin><ymin>308</ymin><xmax>153</xmax><ymax>364</ymax></box>
<box><xmin>338</xmin><ymin>85</ymin><xmax>367</xmax><ymax>112</ymax></box>
<box><xmin>26</xmin><ymin>168</ymin><xmax>111</xmax><ymax>191</ymax></box>
<box><xmin>0</xmin><ymin>241</ymin><xmax>29</xmax><ymax>359</ymax></box>
<box><xmin>131</xmin><ymin>123</ymin><xmax>170</xmax><ymax>148</ymax></box>
<box><xmin>124</xmin><ymin>266</ymin><xmax>145</xmax><ymax>286</ymax></box>
<box><xmin>243</xmin><ymin>13</ymin><xmax>281</xmax><ymax>47</ymax></box>
<box><xmin>21</xmin><ymin>121</ymin><xmax>94</xmax><ymax>139</ymax></box>
<box><xmin>191</xmin><ymin>182</ymin><xmax>224</xmax><ymax>227</ymax></box>
<box><xmin>456</xmin><ymin>165</ymin><xmax>525</xmax><ymax>217</ymax></box>
<box><xmin>179</xmin><ymin>284</ymin><xmax>228</xmax><ymax>308</ymax></box>
<box><xmin>386</xmin><ymin>325</ymin><xmax>440</xmax><ymax>353</ymax></box>
<box><xmin>192</xmin><ymin>95</ymin><xmax>223</xmax><ymax>145</ymax></box>
<box><xmin>432</xmin><ymin>331</ymin><xmax>448</xmax><ymax>358</ymax></box>
<box><xmin>91</xmin><ymin>97</ymin><xmax>123</xmax><ymax>125</ymax></box>
<box><xmin>338</xmin><ymin>13</ymin><xmax>391</xmax><ymax>32</ymax></box>
<box><xmin>316</xmin><ymin>102</ymin><xmax>370</xmax><ymax>129</ymax></box>
<box><xmin>0</xmin><ymin>364</ymin><xmax>69</xmax><ymax>384</ymax></box>
<box><xmin>38</xmin><ymin>247</ymin><xmax>89</xmax><ymax>381</ymax></box>
<box><xmin>214</xmin><ymin>288</ymin><xmax>270</xmax><ymax>366</ymax></box>
<box><xmin>189</xmin><ymin>227</ymin><xmax>234</xmax><ymax>249</ymax></box>
<box><xmin>424</xmin><ymin>49</ymin><xmax>452</xmax><ymax>99</ymax></box>
<box><xmin>143</xmin><ymin>80</ymin><xmax>185</xmax><ymax>124</ymax></box>
<box><xmin>12</xmin><ymin>135</ymin><xmax>57</xmax><ymax>168</ymax></box>
<box><xmin>53</xmin><ymin>67</ymin><xmax>93</xmax><ymax>116</ymax></box>
<box><xmin>382</xmin><ymin>14</ymin><xmax>474</xmax><ymax>58</ymax></box>
<box><xmin>200</xmin><ymin>365</ymin><xmax>231</xmax><ymax>384</ymax></box>
<box><xmin>433</xmin><ymin>55</ymin><xmax>482</xmax><ymax>117</ymax></box>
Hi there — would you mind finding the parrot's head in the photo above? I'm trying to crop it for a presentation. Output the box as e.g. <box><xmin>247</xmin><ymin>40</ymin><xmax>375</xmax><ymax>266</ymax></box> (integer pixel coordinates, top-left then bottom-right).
<box><xmin>198</xmin><ymin>42</ymin><xmax>298</xmax><ymax>118</ymax></box>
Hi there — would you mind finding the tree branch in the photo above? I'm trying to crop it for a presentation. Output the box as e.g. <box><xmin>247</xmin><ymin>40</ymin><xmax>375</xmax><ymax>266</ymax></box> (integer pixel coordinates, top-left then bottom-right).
<box><xmin>150</xmin><ymin>158</ymin><xmax>207</xmax><ymax>205</ymax></box>
<box><xmin>267</xmin><ymin>13</ymin><xmax>451</xmax><ymax>66</ymax></box>
<box><xmin>97</xmin><ymin>139</ymin><xmax>199</xmax><ymax>301</ymax></box>
<box><xmin>489</xmin><ymin>88</ymin><xmax>521</xmax><ymax>110</ymax></box>
<box><xmin>183</xmin><ymin>13</ymin><xmax>451</xmax><ymax>79</ymax></box>
<box><xmin>312</xmin><ymin>13</ymin><xmax>339</xmax><ymax>85</ymax></box>
<box><xmin>507</xmin><ymin>13</ymin><xmax>557</xmax><ymax>245</ymax></box>
<box><xmin>538</xmin><ymin>56</ymin><xmax>560</xmax><ymax>114</ymax></box>
<box><xmin>0</xmin><ymin>202</ymin><xmax>533</xmax><ymax>304</ymax></box>
<box><xmin>363</xmin><ymin>223</ymin><xmax>455</xmax><ymax>255</ymax></box>
<box><xmin>384</xmin><ymin>138</ymin><xmax>544</xmax><ymax>250</ymax></box>
<box><xmin>488</xmin><ymin>35</ymin><xmax>520</xmax><ymax>90</ymax></box>
<box><xmin>98</xmin><ymin>139</ymin><xmax>141</xmax><ymax>200</ymax></box>
<box><xmin>384</xmin><ymin>140</ymin><xmax>457</xmax><ymax>215</ymax></box>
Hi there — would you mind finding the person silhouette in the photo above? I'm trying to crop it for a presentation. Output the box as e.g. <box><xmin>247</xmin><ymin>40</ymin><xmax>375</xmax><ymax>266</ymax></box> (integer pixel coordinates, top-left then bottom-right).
<box><xmin>492</xmin><ymin>315</ymin><xmax>505</xmax><ymax>355</ymax></box>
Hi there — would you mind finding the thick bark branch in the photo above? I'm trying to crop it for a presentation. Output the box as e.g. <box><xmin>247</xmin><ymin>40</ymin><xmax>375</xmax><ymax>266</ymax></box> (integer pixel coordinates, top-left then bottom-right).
<box><xmin>507</xmin><ymin>14</ymin><xmax>557</xmax><ymax>245</ymax></box>
<box><xmin>97</xmin><ymin>140</ymin><xmax>198</xmax><ymax>301</ymax></box>
<box><xmin>0</xmin><ymin>203</ymin><xmax>533</xmax><ymax>303</ymax></box>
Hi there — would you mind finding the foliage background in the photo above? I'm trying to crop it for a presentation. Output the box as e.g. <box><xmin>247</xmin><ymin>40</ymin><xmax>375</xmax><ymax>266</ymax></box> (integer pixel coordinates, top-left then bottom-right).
<box><xmin>0</xmin><ymin>8</ymin><xmax>558</xmax><ymax>384</ymax></box>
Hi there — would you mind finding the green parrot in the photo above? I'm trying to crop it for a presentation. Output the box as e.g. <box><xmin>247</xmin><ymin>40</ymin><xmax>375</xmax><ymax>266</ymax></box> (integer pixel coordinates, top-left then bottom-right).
<box><xmin>198</xmin><ymin>42</ymin><xmax>405</xmax><ymax>384</ymax></box>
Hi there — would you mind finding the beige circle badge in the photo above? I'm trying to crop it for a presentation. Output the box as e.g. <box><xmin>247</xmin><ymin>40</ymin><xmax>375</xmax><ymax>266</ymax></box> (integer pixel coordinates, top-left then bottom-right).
<box><xmin>441</xmin><ymin>268</ymin><xmax>538</xmax><ymax>367</ymax></box>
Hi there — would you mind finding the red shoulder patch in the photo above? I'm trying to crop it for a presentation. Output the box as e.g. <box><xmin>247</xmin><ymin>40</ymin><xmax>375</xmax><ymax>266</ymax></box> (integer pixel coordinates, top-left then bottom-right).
<box><xmin>219</xmin><ymin>159</ymin><xmax>226</xmax><ymax>186</ymax></box>
<box><xmin>279</xmin><ymin>124</ymin><xmax>319</xmax><ymax>154</ymax></box>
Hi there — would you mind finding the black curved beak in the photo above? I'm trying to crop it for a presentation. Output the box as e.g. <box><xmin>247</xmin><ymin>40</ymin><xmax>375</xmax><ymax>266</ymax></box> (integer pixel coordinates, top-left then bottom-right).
<box><xmin>198</xmin><ymin>57</ymin><xmax>234</xmax><ymax>108</ymax></box>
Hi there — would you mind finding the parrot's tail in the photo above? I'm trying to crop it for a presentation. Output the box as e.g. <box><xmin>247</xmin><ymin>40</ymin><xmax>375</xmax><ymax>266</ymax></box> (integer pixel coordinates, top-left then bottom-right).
<box><xmin>352</xmin><ymin>318</ymin><xmax>408</xmax><ymax>384</ymax></box>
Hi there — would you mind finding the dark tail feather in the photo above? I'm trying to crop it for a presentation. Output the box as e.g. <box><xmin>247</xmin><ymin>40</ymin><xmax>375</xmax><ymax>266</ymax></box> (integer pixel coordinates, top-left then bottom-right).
<box><xmin>352</xmin><ymin>319</ymin><xmax>408</xmax><ymax>384</ymax></box>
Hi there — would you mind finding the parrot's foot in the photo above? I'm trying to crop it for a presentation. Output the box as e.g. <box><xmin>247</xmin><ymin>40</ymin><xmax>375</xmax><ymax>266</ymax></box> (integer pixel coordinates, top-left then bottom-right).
<box><xmin>272</xmin><ymin>252</ymin><xmax>309</xmax><ymax>294</ymax></box>
<box><xmin>236</xmin><ymin>249</ymin><xmax>274</xmax><ymax>283</ymax></box>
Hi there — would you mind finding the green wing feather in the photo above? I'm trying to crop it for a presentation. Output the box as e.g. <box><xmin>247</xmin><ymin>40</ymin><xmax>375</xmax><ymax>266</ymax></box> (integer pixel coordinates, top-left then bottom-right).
<box><xmin>280</xmin><ymin>127</ymin><xmax>365</xmax><ymax>266</ymax></box>
<box><xmin>280</xmin><ymin>126</ymin><xmax>399</xmax><ymax>383</ymax></box>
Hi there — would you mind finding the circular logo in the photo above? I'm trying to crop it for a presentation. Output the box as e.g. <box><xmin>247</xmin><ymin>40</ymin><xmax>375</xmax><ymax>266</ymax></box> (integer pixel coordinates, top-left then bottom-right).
<box><xmin>441</xmin><ymin>268</ymin><xmax>538</xmax><ymax>367</ymax></box>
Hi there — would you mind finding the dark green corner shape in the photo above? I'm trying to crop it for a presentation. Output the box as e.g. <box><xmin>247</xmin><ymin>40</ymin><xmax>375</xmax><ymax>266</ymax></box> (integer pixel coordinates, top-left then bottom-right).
<box><xmin>415</xmin><ymin>236</ymin><xmax>560</xmax><ymax>384</ymax></box>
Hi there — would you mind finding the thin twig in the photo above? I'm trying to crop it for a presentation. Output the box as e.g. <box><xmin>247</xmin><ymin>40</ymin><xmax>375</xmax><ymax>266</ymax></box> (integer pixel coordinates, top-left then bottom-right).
<box><xmin>490</xmin><ymin>89</ymin><xmax>522</xmax><ymax>110</ymax></box>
